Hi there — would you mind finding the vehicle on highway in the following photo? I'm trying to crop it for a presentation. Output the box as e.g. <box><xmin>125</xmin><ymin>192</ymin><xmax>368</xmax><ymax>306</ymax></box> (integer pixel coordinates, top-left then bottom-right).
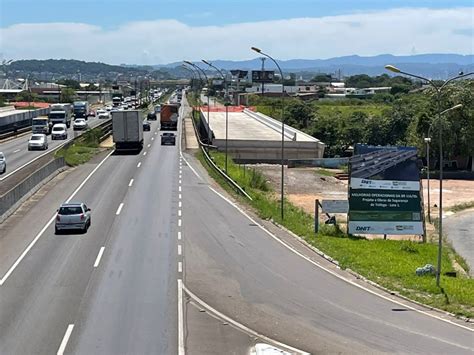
<box><xmin>112</xmin><ymin>110</ymin><xmax>144</xmax><ymax>152</ymax></box>
<box><xmin>73</xmin><ymin>118</ymin><xmax>88</xmax><ymax>131</ymax></box>
<box><xmin>122</xmin><ymin>103</ymin><xmax>129</xmax><ymax>110</ymax></box>
<box><xmin>161</xmin><ymin>132</ymin><xmax>176</xmax><ymax>145</ymax></box>
<box><xmin>49</xmin><ymin>103</ymin><xmax>73</xmax><ymax>128</ymax></box>
<box><xmin>73</xmin><ymin>101</ymin><xmax>90</xmax><ymax>119</ymax></box>
<box><xmin>154</xmin><ymin>105</ymin><xmax>161</xmax><ymax>113</ymax></box>
<box><xmin>160</xmin><ymin>103</ymin><xmax>179</xmax><ymax>131</ymax></box>
<box><xmin>97</xmin><ymin>109</ymin><xmax>110</xmax><ymax>119</ymax></box>
<box><xmin>51</xmin><ymin>123</ymin><xmax>68</xmax><ymax>140</ymax></box>
<box><xmin>105</xmin><ymin>105</ymin><xmax>112</xmax><ymax>111</ymax></box>
<box><xmin>28</xmin><ymin>134</ymin><xmax>48</xmax><ymax>150</ymax></box>
<box><xmin>32</xmin><ymin>116</ymin><xmax>52</xmax><ymax>135</ymax></box>
<box><xmin>55</xmin><ymin>202</ymin><xmax>91</xmax><ymax>234</ymax></box>
<box><xmin>147</xmin><ymin>112</ymin><xmax>157</xmax><ymax>121</ymax></box>
<box><xmin>112</xmin><ymin>96</ymin><xmax>122</xmax><ymax>107</ymax></box>
<box><xmin>0</xmin><ymin>152</ymin><xmax>6</xmax><ymax>174</ymax></box>
<box><xmin>143</xmin><ymin>120</ymin><xmax>151</xmax><ymax>131</ymax></box>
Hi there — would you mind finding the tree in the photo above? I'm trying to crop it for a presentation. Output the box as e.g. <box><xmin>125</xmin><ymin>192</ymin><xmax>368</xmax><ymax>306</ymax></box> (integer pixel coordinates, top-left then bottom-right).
<box><xmin>15</xmin><ymin>91</ymin><xmax>40</xmax><ymax>102</ymax></box>
<box><xmin>311</xmin><ymin>73</ymin><xmax>332</xmax><ymax>82</ymax></box>
<box><xmin>57</xmin><ymin>79</ymin><xmax>81</xmax><ymax>90</ymax></box>
<box><xmin>283</xmin><ymin>100</ymin><xmax>313</xmax><ymax>129</ymax></box>
<box><xmin>60</xmin><ymin>88</ymin><xmax>76</xmax><ymax>103</ymax></box>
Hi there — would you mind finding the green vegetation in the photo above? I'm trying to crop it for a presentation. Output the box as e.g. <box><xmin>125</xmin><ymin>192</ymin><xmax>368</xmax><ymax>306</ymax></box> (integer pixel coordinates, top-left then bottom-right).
<box><xmin>198</xmin><ymin>149</ymin><xmax>474</xmax><ymax>318</ymax></box>
<box><xmin>449</xmin><ymin>201</ymin><xmax>474</xmax><ymax>213</ymax></box>
<box><xmin>315</xmin><ymin>168</ymin><xmax>337</xmax><ymax>177</ymax></box>
<box><xmin>56</xmin><ymin>127</ymin><xmax>103</xmax><ymax>166</ymax></box>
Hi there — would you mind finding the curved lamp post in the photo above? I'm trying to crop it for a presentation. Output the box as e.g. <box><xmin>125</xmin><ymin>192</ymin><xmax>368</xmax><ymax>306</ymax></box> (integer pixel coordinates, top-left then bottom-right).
<box><xmin>385</xmin><ymin>64</ymin><xmax>471</xmax><ymax>286</ymax></box>
<box><xmin>251</xmin><ymin>46</ymin><xmax>286</xmax><ymax>220</ymax></box>
<box><xmin>202</xmin><ymin>60</ymin><xmax>230</xmax><ymax>172</ymax></box>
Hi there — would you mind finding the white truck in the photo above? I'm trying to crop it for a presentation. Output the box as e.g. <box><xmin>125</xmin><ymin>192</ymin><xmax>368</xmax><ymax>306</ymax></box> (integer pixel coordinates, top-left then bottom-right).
<box><xmin>32</xmin><ymin>116</ymin><xmax>52</xmax><ymax>135</ymax></box>
<box><xmin>112</xmin><ymin>110</ymin><xmax>143</xmax><ymax>152</ymax></box>
<box><xmin>48</xmin><ymin>103</ymin><xmax>73</xmax><ymax>128</ymax></box>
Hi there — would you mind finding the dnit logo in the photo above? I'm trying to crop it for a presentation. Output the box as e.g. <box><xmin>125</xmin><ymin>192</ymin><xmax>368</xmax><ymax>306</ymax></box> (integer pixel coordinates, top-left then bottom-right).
<box><xmin>356</xmin><ymin>226</ymin><xmax>371</xmax><ymax>231</ymax></box>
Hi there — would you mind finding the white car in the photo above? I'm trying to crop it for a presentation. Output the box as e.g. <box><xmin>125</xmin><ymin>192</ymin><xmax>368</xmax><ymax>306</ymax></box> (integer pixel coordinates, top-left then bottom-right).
<box><xmin>51</xmin><ymin>124</ymin><xmax>68</xmax><ymax>140</ymax></box>
<box><xmin>73</xmin><ymin>118</ymin><xmax>88</xmax><ymax>130</ymax></box>
<box><xmin>28</xmin><ymin>134</ymin><xmax>48</xmax><ymax>150</ymax></box>
<box><xmin>0</xmin><ymin>152</ymin><xmax>6</xmax><ymax>174</ymax></box>
<box><xmin>105</xmin><ymin>105</ymin><xmax>112</xmax><ymax>111</ymax></box>
<box><xmin>98</xmin><ymin>111</ymin><xmax>110</xmax><ymax>119</ymax></box>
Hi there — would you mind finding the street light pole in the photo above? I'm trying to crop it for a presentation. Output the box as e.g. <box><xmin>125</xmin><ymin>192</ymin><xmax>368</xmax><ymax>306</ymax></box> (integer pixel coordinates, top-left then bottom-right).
<box><xmin>252</xmin><ymin>46</ymin><xmax>286</xmax><ymax>220</ymax></box>
<box><xmin>202</xmin><ymin>60</ymin><xmax>230</xmax><ymax>172</ymax></box>
<box><xmin>184</xmin><ymin>61</ymin><xmax>211</xmax><ymax>149</ymax></box>
<box><xmin>385</xmin><ymin>65</ymin><xmax>471</xmax><ymax>287</ymax></box>
<box><xmin>424</xmin><ymin>135</ymin><xmax>432</xmax><ymax>224</ymax></box>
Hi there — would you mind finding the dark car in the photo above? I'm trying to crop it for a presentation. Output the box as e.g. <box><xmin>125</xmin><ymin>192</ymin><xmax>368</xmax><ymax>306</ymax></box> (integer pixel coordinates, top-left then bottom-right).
<box><xmin>147</xmin><ymin>112</ymin><xmax>157</xmax><ymax>121</ymax></box>
<box><xmin>161</xmin><ymin>132</ymin><xmax>176</xmax><ymax>145</ymax></box>
<box><xmin>143</xmin><ymin>121</ymin><xmax>151</xmax><ymax>131</ymax></box>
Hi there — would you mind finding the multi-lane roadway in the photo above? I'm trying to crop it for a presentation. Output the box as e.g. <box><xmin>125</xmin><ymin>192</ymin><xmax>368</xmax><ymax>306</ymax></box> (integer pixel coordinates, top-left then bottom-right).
<box><xmin>0</xmin><ymin>95</ymin><xmax>472</xmax><ymax>354</ymax></box>
<box><xmin>0</xmin><ymin>115</ymin><xmax>104</xmax><ymax>181</ymax></box>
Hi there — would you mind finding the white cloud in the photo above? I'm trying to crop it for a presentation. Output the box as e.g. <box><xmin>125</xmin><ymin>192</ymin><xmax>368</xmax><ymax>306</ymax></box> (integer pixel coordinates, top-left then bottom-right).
<box><xmin>1</xmin><ymin>7</ymin><xmax>472</xmax><ymax>64</ymax></box>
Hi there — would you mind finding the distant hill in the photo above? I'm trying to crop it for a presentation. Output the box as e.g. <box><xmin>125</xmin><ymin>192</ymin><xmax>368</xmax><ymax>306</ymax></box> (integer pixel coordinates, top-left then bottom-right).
<box><xmin>164</xmin><ymin>54</ymin><xmax>474</xmax><ymax>79</ymax></box>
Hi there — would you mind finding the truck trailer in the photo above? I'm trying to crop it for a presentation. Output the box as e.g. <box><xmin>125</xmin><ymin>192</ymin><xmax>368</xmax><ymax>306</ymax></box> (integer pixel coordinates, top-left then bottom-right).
<box><xmin>49</xmin><ymin>103</ymin><xmax>73</xmax><ymax>128</ymax></box>
<box><xmin>160</xmin><ymin>103</ymin><xmax>179</xmax><ymax>131</ymax></box>
<box><xmin>112</xmin><ymin>110</ymin><xmax>143</xmax><ymax>152</ymax></box>
<box><xmin>73</xmin><ymin>101</ymin><xmax>90</xmax><ymax>119</ymax></box>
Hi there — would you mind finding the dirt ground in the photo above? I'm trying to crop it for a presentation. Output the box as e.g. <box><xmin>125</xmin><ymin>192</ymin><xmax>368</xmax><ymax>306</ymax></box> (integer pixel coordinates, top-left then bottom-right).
<box><xmin>252</xmin><ymin>164</ymin><xmax>474</xmax><ymax>240</ymax></box>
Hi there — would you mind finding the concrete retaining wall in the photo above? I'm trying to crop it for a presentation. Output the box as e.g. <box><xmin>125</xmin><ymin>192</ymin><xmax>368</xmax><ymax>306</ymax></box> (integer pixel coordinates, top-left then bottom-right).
<box><xmin>0</xmin><ymin>157</ymin><xmax>66</xmax><ymax>221</ymax></box>
<box><xmin>288</xmin><ymin>157</ymin><xmax>349</xmax><ymax>168</ymax></box>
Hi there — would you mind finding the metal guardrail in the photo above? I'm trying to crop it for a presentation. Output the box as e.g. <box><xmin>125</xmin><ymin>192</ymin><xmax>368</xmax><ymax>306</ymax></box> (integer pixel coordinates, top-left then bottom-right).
<box><xmin>188</xmin><ymin>103</ymin><xmax>252</xmax><ymax>201</ymax></box>
<box><xmin>0</xmin><ymin>127</ymin><xmax>31</xmax><ymax>141</ymax></box>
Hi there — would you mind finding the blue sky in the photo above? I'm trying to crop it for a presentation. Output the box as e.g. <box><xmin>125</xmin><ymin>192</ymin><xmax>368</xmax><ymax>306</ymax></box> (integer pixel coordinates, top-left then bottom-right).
<box><xmin>2</xmin><ymin>0</ymin><xmax>473</xmax><ymax>27</ymax></box>
<box><xmin>1</xmin><ymin>1</ymin><xmax>472</xmax><ymax>63</ymax></box>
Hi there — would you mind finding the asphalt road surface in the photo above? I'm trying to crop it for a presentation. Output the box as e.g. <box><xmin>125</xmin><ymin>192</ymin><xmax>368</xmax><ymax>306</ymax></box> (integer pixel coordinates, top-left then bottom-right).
<box><xmin>0</xmin><ymin>115</ymin><xmax>103</xmax><ymax>180</ymax></box>
<box><xmin>0</xmin><ymin>94</ymin><xmax>472</xmax><ymax>354</ymax></box>
<box><xmin>445</xmin><ymin>209</ymin><xmax>474</xmax><ymax>274</ymax></box>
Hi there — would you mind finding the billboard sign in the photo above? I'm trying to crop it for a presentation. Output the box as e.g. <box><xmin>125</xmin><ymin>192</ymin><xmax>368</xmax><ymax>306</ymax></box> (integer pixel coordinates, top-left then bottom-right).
<box><xmin>348</xmin><ymin>150</ymin><xmax>423</xmax><ymax>235</ymax></box>
<box><xmin>252</xmin><ymin>70</ymin><xmax>274</xmax><ymax>83</ymax></box>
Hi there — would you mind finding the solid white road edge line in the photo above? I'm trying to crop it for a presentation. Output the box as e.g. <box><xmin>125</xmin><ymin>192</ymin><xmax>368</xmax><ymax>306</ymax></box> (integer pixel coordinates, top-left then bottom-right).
<box><xmin>207</xmin><ymin>186</ymin><xmax>474</xmax><ymax>333</ymax></box>
<box><xmin>0</xmin><ymin>150</ymin><xmax>114</xmax><ymax>286</ymax></box>
<box><xmin>177</xmin><ymin>106</ymin><xmax>202</xmax><ymax>180</ymax></box>
<box><xmin>115</xmin><ymin>203</ymin><xmax>124</xmax><ymax>215</ymax></box>
<box><xmin>183</xmin><ymin>284</ymin><xmax>309</xmax><ymax>355</ymax></box>
<box><xmin>93</xmin><ymin>247</ymin><xmax>105</xmax><ymax>268</ymax></box>
<box><xmin>128</xmin><ymin>178</ymin><xmax>134</xmax><ymax>187</ymax></box>
<box><xmin>57</xmin><ymin>324</ymin><xmax>74</xmax><ymax>355</ymax></box>
<box><xmin>177</xmin><ymin>279</ymin><xmax>185</xmax><ymax>355</ymax></box>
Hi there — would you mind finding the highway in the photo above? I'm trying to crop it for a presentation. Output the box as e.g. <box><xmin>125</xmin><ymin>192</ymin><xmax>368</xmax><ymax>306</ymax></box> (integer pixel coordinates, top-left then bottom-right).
<box><xmin>0</xmin><ymin>115</ymin><xmax>104</xmax><ymax>180</ymax></box>
<box><xmin>0</xmin><ymin>94</ymin><xmax>472</xmax><ymax>354</ymax></box>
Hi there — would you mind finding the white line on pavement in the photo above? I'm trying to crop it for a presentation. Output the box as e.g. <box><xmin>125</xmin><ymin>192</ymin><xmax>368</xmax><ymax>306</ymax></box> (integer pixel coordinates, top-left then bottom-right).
<box><xmin>178</xmin><ymin>244</ymin><xmax>182</xmax><ymax>256</ymax></box>
<box><xmin>179</xmin><ymin>179</ymin><xmax>182</xmax><ymax>184</ymax></box>
<box><xmin>151</xmin><ymin>137</ymin><xmax>154</xmax><ymax>141</ymax></box>
<box><xmin>183</xmin><ymin>284</ymin><xmax>309</xmax><ymax>355</ymax></box>
<box><xmin>179</xmin><ymin>174</ymin><xmax>182</xmax><ymax>179</ymax></box>
<box><xmin>13</xmin><ymin>149</ymin><xmax>21</xmax><ymax>153</ymax></box>
<box><xmin>116</xmin><ymin>203</ymin><xmax>124</xmax><ymax>215</ymax></box>
<box><xmin>93</xmin><ymin>247</ymin><xmax>105</xmax><ymax>268</ymax></box>
<box><xmin>147</xmin><ymin>144</ymin><xmax>151</xmax><ymax>148</ymax></box>
<box><xmin>178</xmin><ymin>231</ymin><xmax>182</xmax><ymax>240</ymax></box>
<box><xmin>128</xmin><ymin>178</ymin><xmax>134</xmax><ymax>187</ymax></box>
<box><xmin>178</xmin><ymin>219</ymin><xmax>182</xmax><ymax>227</ymax></box>
<box><xmin>57</xmin><ymin>324</ymin><xmax>74</xmax><ymax>355</ymax></box>
<box><xmin>0</xmin><ymin>150</ymin><xmax>114</xmax><ymax>286</ymax></box>
<box><xmin>178</xmin><ymin>186</ymin><xmax>182</xmax><ymax>192</ymax></box>
<box><xmin>179</xmin><ymin>201</ymin><xmax>182</xmax><ymax>208</ymax></box>
<box><xmin>143</xmin><ymin>151</ymin><xmax>147</xmax><ymax>156</ymax></box>
<box><xmin>179</xmin><ymin>194</ymin><xmax>182</xmax><ymax>200</ymax></box>
<box><xmin>178</xmin><ymin>209</ymin><xmax>182</xmax><ymax>217</ymax></box>
<box><xmin>207</xmin><ymin>186</ymin><xmax>474</xmax><ymax>333</ymax></box>
<box><xmin>177</xmin><ymin>279</ymin><xmax>185</xmax><ymax>355</ymax></box>
<box><xmin>178</xmin><ymin>261</ymin><xmax>182</xmax><ymax>273</ymax></box>
<box><xmin>137</xmin><ymin>162</ymin><xmax>142</xmax><ymax>168</ymax></box>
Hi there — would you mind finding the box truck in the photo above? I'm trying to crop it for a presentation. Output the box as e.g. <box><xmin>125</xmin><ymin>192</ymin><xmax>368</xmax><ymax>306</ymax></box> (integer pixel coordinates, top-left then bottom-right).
<box><xmin>48</xmin><ymin>103</ymin><xmax>73</xmax><ymax>128</ymax></box>
<box><xmin>73</xmin><ymin>101</ymin><xmax>90</xmax><ymax>119</ymax></box>
<box><xmin>112</xmin><ymin>110</ymin><xmax>143</xmax><ymax>152</ymax></box>
<box><xmin>160</xmin><ymin>103</ymin><xmax>179</xmax><ymax>131</ymax></box>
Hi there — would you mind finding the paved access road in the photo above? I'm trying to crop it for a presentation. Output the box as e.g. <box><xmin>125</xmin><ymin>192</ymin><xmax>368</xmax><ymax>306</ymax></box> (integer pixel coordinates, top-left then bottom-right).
<box><xmin>445</xmin><ymin>209</ymin><xmax>474</xmax><ymax>274</ymax></box>
<box><xmin>0</xmin><ymin>115</ymin><xmax>103</xmax><ymax>180</ymax></box>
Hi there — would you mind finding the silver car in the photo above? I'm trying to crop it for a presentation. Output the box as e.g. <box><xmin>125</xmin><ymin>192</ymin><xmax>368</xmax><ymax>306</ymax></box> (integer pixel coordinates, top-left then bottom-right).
<box><xmin>0</xmin><ymin>152</ymin><xmax>6</xmax><ymax>174</ymax></box>
<box><xmin>55</xmin><ymin>202</ymin><xmax>91</xmax><ymax>234</ymax></box>
<box><xmin>28</xmin><ymin>134</ymin><xmax>48</xmax><ymax>150</ymax></box>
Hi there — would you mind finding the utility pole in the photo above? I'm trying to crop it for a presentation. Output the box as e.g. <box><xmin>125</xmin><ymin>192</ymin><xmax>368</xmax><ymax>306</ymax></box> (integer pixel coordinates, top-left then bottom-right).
<box><xmin>261</xmin><ymin>57</ymin><xmax>266</xmax><ymax>96</ymax></box>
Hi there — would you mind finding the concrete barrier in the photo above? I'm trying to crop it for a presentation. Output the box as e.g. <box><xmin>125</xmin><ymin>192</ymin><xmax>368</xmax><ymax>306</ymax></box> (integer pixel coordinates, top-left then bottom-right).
<box><xmin>0</xmin><ymin>157</ymin><xmax>66</xmax><ymax>222</ymax></box>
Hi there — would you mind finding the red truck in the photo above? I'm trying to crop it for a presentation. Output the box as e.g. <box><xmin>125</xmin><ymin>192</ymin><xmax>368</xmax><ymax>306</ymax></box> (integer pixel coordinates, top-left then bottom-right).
<box><xmin>160</xmin><ymin>103</ymin><xmax>179</xmax><ymax>131</ymax></box>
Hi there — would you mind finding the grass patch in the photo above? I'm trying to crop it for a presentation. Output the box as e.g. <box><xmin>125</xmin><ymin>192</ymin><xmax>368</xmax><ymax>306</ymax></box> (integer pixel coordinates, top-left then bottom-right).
<box><xmin>450</xmin><ymin>201</ymin><xmax>474</xmax><ymax>213</ymax></box>
<box><xmin>55</xmin><ymin>127</ymin><xmax>103</xmax><ymax>166</ymax></box>
<box><xmin>315</xmin><ymin>168</ymin><xmax>337</xmax><ymax>177</ymax></box>
<box><xmin>197</xmin><ymin>150</ymin><xmax>474</xmax><ymax>318</ymax></box>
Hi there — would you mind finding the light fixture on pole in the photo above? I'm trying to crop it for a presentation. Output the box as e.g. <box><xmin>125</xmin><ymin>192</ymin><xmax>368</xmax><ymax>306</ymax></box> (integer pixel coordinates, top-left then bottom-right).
<box><xmin>184</xmin><ymin>61</ymin><xmax>211</xmax><ymax>149</ymax></box>
<box><xmin>385</xmin><ymin>64</ymin><xmax>471</xmax><ymax>287</ymax></box>
<box><xmin>252</xmin><ymin>46</ymin><xmax>286</xmax><ymax>220</ymax></box>
<box><xmin>202</xmin><ymin>60</ymin><xmax>230</xmax><ymax>173</ymax></box>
